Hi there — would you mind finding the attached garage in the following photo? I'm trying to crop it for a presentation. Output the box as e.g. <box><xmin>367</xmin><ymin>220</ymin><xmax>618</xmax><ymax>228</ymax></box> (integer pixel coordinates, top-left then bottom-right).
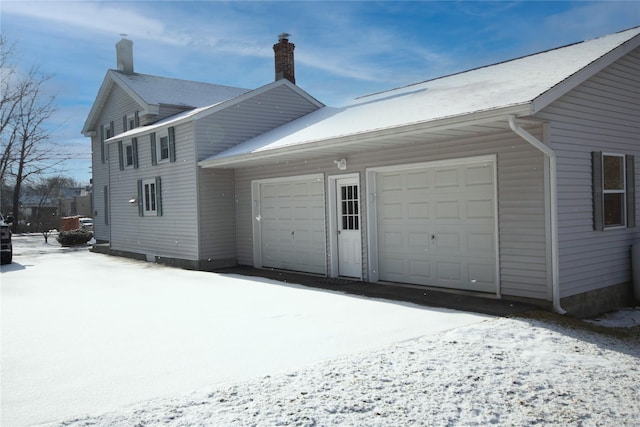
<box><xmin>367</xmin><ymin>156</ymin><xmax>499</xmax><ymax>294</ymax></box>
<box><xmin>252</xmin><ymin>174</ymin><xmax>327</xmax><ymax>275</ymax></box>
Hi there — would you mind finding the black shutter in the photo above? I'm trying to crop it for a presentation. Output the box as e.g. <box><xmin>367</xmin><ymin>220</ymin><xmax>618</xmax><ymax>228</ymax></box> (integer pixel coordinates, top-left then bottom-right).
<box><xmin>627</xmin><ymin>155</ymin><xmax>636</xmax><ymax>228</ymax></box>
<box><xmin>118</xmin><ymin>141</ymin><xmax>124</xmax><ymax>171</ymax></box>
<box><xmin>134</xmin><ymin>111</ymin><xmax>139</xmax><ymax>127</ymax></box>
<box><xmin>103</xmin><ymin>185</ymin><xmax>109</xmax><ymax>225</ymax></box>
<box><xmin>150</xmin><ymin>133</ymin><xmax>157</xmax><ymax>166</ymax></box>
<box><xmin>132</xmin><ymin>138</ymin><xmax>139</xmax><ymax>169</ymax></box>
<box><xmin>100</xmin><ymin>125</ymin><xmax>105</xmax><ymax>164</ymax></box>
<box><xmin>168</xmin><ymin>127</ymin><xmax>176</xmax><ymax>162</ymax></box>
<box><xmin>110</xmin><ymin>121</ymin><xmax>114</xmax><ymax>138</ymax></box>
<box><xmin>592</xmin><ymin>151</ymin><xmax>604</xmax><ymax>231</ymax></box>
<box><xmin>155</xmin><ymin>176</ymin><xmax>163</xmax><ymax>216</ymax></box>
<box><xmin>137</xmin><ymin>179</ymin><xmax>144</xmax><ymax>216</ymax></box>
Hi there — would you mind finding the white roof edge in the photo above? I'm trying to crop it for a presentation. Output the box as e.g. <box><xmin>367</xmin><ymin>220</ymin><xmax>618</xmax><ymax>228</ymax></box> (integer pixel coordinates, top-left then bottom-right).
<box><xmin>105</xmin><ymin>80</ymin><xmax>324</xmax><ymax>142</ymax></box>
<box><xmin>190</xmin><ymin>79</ymin><xmax>324</xmax><ymax>122</ymax></box>
<box><xmin>532</xmin><ymin>28</ymin><xmax>640</xmax><ymax>114</ymax></box>
<box><xmin>199</xmin><ymin>105</ymin><xmax>530</xmax><ymax>168</ymax></box>
<box><xmin>81</xmin><ymin>70</ymin><xmax>151</xmax><ymax>135</ymax></box>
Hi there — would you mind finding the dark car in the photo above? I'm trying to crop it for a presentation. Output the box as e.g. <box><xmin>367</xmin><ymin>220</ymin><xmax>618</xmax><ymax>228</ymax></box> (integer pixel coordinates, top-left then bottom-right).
<box><xmin>1</xmin><ymin>214</ymin><xmax>13</xmax><ymax>265</ymax></box>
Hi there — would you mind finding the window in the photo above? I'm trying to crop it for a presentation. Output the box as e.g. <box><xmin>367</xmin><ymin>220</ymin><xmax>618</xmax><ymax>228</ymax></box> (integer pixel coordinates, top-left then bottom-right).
<box><xmin>150</xmin><ymin>128</ymin><xmax>176</xmax><ymax>166</ymax></box>
<box><xmin>124</xmin><ymin>143</ymin><xmax>134</xmax><ymax>168</ymax></box>
<box><xmin>593</xmin><ymin>152</ymin><xmax>636</xmax><ymax>230</ymax></box>
<box><xmin>340</xmin><ymin>184</ymin><xmax>359</xmax><ymax>230</ymax></box>
<box><xmin>118</xmin><ymin>138</ymin><xmax>138</xmax><ymax>170</ymax></box>
<box><xmin>137</xmin><ymin>177</ymin><xmax>163</xmax><ymax>217</ymax></box>
<box><xmin>144</xmin><ymin>180</ymin><xmax>157</xmax><ymax>215</ymax></box>
<box><xmin>159</xmin><ymin>136</ymin><xmax>169</xmax><ymax>161</ymax></box>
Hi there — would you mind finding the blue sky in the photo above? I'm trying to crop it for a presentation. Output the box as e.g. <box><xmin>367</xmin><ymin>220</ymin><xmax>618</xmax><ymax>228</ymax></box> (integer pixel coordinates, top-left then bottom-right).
<box><xmin>2</xmin><ymin>1</ymin><xmax>639</xmax><ymax>185</ymax></box>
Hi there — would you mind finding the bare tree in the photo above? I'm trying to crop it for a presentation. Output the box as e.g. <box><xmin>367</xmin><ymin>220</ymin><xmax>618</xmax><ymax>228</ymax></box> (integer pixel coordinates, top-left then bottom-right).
<box><xmin>0</xmin><ymin>36</ymin><xmax>63</xmax><ymax>231</ymax></box>
<box><xmin>29</xmin><ymin>175</ymin><xmax>77</xmax><ymax>242</ymax></box>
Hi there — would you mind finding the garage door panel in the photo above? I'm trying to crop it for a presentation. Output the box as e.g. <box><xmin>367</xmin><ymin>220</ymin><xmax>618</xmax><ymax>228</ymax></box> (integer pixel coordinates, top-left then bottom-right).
<box><xmin>258</xmin><ymin>176</ymin><xmax>326</xmax><ymax>275</ymax></box>
<box><xmin>376</xmin><ymin>160</ymin><xmax>497</xmax><ymax>293</ymax></box>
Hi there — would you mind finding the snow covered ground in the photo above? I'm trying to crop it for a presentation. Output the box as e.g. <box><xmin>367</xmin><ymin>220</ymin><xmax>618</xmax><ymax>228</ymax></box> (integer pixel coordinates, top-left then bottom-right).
<box><xmin>2</xmin><ymin>234</ymin><xmax>639</xmax><ymax>426</ymax></box>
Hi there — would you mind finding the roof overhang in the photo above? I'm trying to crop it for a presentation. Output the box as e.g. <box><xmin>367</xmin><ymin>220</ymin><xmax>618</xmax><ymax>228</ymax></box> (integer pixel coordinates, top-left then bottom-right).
<box><xmin>198</xmin><ymin>104</ymin><xmax>532</xmax><ymax>169</ymax></box>
<box><xmin>81</xmin><ymin>70</ymin><xmax>150</xmax><ymax>136</ymax></box>
<box><xmin>105</xmin><ymin>79</ymin><xmax>324</xmax><ymax>143</ymax></box>
<box><xmin>532</xmin><ymin>29</ymin><xmax>640</xmax><ymax>114</ymax></box>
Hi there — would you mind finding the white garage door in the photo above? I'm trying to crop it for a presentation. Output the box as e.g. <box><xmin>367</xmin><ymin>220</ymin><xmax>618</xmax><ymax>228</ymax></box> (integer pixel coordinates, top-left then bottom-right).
<box><xmin>375</xmin><ymin>159</ymin><xmax>497</xmax><ymax>293</ymax></box>
<box><xmin>257</xmin><ymin>175</ymin><xmax>326</xmax><ymax>275</ymax></box>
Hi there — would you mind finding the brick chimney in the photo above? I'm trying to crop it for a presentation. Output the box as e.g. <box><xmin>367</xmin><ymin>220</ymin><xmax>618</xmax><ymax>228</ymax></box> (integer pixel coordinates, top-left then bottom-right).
<box><xmin>273</xmin><ymin>33</ymin><xmax>295</xmax><ymax>84</ymax></box>
<box><xmin>116</xmin><ymin>36</ymin><xmax>134</xmax><ymax>75</ymax></box>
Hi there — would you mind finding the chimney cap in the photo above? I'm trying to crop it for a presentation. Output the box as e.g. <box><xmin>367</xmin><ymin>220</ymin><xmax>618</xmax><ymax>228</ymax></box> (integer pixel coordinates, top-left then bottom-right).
<box><xmin>278</xmin><ymin>33</ymin><xmax>291</xmax><ymax>41</ymax></box>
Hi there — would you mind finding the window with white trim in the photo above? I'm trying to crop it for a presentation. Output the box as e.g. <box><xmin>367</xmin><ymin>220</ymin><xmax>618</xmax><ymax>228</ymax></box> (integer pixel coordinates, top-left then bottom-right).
<box><xmin>593</xmin><ymin>152</ymin><xmax>636</xmax><ymax>230</ymax></box>
<box><xmin>159</xmin><ymin>136</ymin><xmax>169</xmax><ymax>162</ymax></box>
<box><xmin>144</xmin><ymin>180</ymin><xmax>157</xmax><ymax>215</ymax></box>
<box><xmin>137</xmin><ymin>177</ymin><xmax>163</xmax><ymax>217</ymax></box>
<box><xmin>124</xmin><ymin>142</ymin><xmax>134</xmax><ymax>168</ymax></box>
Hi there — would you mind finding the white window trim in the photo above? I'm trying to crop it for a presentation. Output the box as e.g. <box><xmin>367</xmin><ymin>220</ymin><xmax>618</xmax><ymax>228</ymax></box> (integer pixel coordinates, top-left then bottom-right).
<box><xmin>602</xmin><ymin>152</ymin><xmax>626</xmax><ymax>230</ymax></box>
<box><xmin>143</xmin><ymin>179</ymin><xmax>158</xmax><ymax>216</ymax></box>
<box><xmin>157</xmin><ymin>135</ymin><xmax>170</xmax><ymax>163</ymax></box>
<box><xmin>124</xmin><ymin>141</ymin><xmax>134</xmax><ymax>168</ymax></box>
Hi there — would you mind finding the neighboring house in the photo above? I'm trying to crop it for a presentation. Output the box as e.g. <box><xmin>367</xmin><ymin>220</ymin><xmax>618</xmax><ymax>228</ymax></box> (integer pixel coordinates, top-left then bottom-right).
<box><xmin>85</xmin><ymin>29</ymin><xmax>640</xmax><ymax>317</ymax></box>
<box><xmin>58</xmin><ymin>187</ymin><xmax>93</xmax><ymax>218</ymax></box>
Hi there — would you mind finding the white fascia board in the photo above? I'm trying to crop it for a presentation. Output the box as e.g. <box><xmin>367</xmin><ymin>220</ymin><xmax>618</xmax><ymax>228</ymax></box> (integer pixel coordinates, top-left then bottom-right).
<box><xmin>198</xmin><ymin>104</ymin><xmax>530</xmax><ymax>168</ymax></box>
<box><xmin>189</xmin><ymin>79</ymin><xmax>324</xmax><ymax>122</ymax></box>
<box><xmin>109</xmin><ymin>70</ymin><xmax>154</xmax><ymax>112</ymax></box>
<box><xmin>531</xmin><ymin>33</ymin><xmax>640</xmax><ymax>114</ymax></box>
<box><xmin>81</xmin><ymin>72</ymin><xmax>113</xmax><ymax>135</ymax></box>
<box><xmin>107</xmin><ymin>80</ymin><xmax>325</xmax><ymax>143</ymax></box>
<box><xmin>81</xmin><ymin>70</ymin><xmax>152</xmax><ymax>136</ymax></box>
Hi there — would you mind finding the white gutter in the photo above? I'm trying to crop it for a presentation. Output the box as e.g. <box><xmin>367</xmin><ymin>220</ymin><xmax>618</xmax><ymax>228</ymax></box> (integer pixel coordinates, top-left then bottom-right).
<box><xmin>508</xmin><ymin>115</ymin><xmax>566</xmax><ymax>314</ymax></box>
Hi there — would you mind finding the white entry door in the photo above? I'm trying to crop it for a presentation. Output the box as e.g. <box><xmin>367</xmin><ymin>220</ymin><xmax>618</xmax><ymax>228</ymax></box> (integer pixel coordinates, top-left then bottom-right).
<box><xmin>336</xmin><ymin>177</ymin><xmax>362</xmax><ymax>278</ymax></box>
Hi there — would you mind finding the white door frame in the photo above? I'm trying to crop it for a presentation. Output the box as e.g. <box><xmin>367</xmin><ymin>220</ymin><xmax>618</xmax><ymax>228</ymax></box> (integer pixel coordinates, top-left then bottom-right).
<box><xmin>365</xmin><ymin>155</ymin><xmax>500</xmax><ymax>296</ymax></box>
<box><xmin>328</xmin><ymin>173</ymin><xmax>362</xmax><ymax>279</ymax></box>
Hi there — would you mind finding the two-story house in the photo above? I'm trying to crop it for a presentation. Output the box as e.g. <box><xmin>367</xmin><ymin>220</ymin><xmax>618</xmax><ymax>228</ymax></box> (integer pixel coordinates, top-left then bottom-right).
<box><xmin>84</xmin><ymin>29</ymin><xmax>640</xmax><ymax>317</ymax></box>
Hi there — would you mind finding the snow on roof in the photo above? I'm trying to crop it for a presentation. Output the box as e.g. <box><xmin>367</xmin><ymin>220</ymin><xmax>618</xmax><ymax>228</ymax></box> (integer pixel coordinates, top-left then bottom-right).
<box><xmin>206</xmin><ymin>27</ymin><xmax>640</xmax><ymax>163</ymax></box>
<box><xmin>112</xmin><ymin>71</ymin><xmax>250</xmax><ymax>108</ymax></box>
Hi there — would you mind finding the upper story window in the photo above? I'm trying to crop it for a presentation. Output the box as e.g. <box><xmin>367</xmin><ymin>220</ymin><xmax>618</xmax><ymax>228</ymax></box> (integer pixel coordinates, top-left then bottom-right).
<box><xmin>124</xmin><ymin>112</ymin><xmax>139</xmax><ymax>132</ymax></box>
<box><xmin>593</xmin><ymin>152</ymin><xmax>636</xmax><ymax>230</ymax></box>
<box><xmin>124</xmin><ymin>142</ymin><xmax>134</xmax><ymax>168</ymax></box>
<box><xmin>118</xmin><ymin>138</ymin><xmax>138</xmax><ymax>170</ymax></box>
<box><xmin>159</xmin><ymin>136</ymin><xmax>169</xmax><ymax>162</ymax></box>
<box><xmin>151</xmin><ymin>127</ymin><xmax>176</xmax><ymax>166</ymax></box>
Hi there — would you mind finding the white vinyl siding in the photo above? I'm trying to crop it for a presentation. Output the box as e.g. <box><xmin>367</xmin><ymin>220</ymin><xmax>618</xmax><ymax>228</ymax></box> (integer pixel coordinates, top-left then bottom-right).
<box><xmin>197</xmin><ymin>167</ymin><xmax>237</xmax><ymax>267</ymax></box>
<box><xmin>108</xmin><ymin>122</ymin><xmax>200</xmax><ymax>261</ymax></box>
<box><xmin>91</xmin><ymin>84</ymin><xmax>141</xmax><ymax>242</ymax></box>
<box><xmin>233</xmin><ymin>127</ymin><xmax>548</xmax><ymax>300</ymax></box>
<box><xmin>195</xmin><ymin>84</ymin><xmax>320</xmax><ymax>161</ymax></box>
<box><xmin>535</xmin><ymin>47</ymin><xmax>640</xmax><ymax>298</ymax></box>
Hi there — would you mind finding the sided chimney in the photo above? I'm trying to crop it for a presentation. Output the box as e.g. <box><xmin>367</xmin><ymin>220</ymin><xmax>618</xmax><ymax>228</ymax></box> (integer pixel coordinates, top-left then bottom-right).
<box><xmin>273</xmin><ymin>33</ymin><xmax>295</xmax><ymax>84</ymax></box>
<box><xmin>116</xmin><ymin>36</ymin><xmax>134</xmax><ymax>75</ymax></box>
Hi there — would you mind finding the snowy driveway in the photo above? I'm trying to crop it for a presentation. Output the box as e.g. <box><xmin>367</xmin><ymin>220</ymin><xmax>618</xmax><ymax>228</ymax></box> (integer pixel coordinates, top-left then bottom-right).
<box><xmin>1</xmin><ymin>235</ymin><xmax>489</xmax><ymax>426</ymax></box>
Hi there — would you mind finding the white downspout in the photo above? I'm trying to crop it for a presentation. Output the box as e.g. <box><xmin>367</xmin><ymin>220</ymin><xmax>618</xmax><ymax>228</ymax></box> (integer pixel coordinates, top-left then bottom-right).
<box><xmin>508</xmin><ymin>115</ymin><xmax>566</xmax><ymax>314</ymax></box>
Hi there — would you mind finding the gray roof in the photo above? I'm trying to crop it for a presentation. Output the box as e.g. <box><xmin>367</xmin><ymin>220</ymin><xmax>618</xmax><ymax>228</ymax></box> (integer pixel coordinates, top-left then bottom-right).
<box><xmin>201</xmin><ymin>27</ymin><xmax>640</xmax><ymax>167</ymax></box>
<box><xmin>82</xmin><ymin>70</ymin><xmax>249</xmax><ymax>135</ymax></box>
<box><xmin>110</xmin><ymin>72</ymin><xmax>250</xmax><ymax>108</ymax></box>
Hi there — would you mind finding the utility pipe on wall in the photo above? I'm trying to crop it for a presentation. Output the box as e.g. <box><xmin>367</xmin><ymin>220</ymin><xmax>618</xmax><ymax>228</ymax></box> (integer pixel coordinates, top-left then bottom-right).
<box><xmin>508</xmin><ymin>115</ymin><xmax>566</xmax><ymax>314</ymax></box>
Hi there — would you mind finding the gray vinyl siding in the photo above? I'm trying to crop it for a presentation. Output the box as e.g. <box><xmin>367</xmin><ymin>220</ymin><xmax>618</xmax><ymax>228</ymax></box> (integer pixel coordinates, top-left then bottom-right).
<box><xmin>197</xmin><ymin>167</ymin><xmax>236</xmax><ymax>265</ymax></box>
<box><xmin>91</xmin><ymin>84</ymin><xmax>141</xmax><ymax>242</ymax></box>
<box><xmin>233</xmin><ymin>127</ymin><xmax>549</xmax><ymax>300</ymax></box>
<box><xmin>195</xmin><ymin>84</ymin><xmax>320</xmax><ymax>161</ymax></box>
<box><xmin>108</xmin><ymin>121</ymin><xmax>200</xmax><ymax>260</ymax></box>
<box><xmin>535</xmin><ymin>47</ymin><xmax>640</xmax><ymax>298</ymax></box>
